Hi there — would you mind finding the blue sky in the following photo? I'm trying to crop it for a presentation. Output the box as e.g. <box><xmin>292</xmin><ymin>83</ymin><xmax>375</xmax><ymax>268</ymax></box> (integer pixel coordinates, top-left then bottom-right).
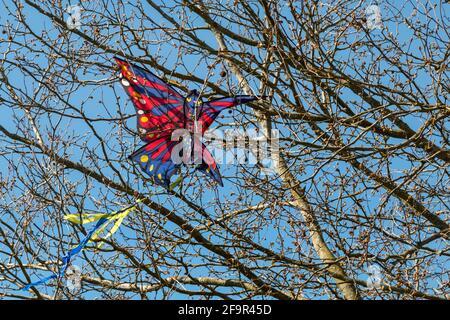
<box><xmin>0</xmin><ymin>0</ymin><xmax>448</xmax><ymax>299</ymax></box>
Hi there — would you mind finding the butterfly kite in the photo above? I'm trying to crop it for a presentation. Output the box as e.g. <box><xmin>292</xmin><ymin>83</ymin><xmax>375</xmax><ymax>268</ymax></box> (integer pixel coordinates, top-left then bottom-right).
<box><xmin>114</xmin><ymin>56</ymin><xmax>260</xmax><ymax>188</ymax></box>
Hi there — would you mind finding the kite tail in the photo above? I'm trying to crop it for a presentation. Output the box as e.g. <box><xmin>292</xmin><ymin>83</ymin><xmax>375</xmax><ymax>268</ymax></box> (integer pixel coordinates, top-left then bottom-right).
<box><xmin>21</xmin><ymin>274</ymin><xmax>57</xmax><ymax>291</ymax></box>
<box><xmin>21</xmin><ymin>201</ymin><xmax>142</xmax><ymax>291</ymax></box>
<box><xmin>21</xmin><ymin>216</ymin><xmax>109</xmax><ymax>291</ymax></box>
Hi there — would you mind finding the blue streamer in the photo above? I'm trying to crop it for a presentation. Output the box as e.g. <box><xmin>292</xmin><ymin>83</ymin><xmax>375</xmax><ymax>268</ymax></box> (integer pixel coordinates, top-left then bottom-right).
<box><xmin>22</xmin><ymin>217</ymin><xmax>109</xmax><ymax>291</ymax></box>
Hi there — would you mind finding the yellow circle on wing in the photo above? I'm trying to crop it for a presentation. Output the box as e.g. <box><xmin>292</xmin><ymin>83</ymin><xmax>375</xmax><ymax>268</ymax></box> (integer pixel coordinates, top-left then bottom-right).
<box><xmin>186</xmin><ymin>97</ymin><xmax>191</xmax><ymax>102</ymax></box>
<box><xmin>158</xmin><ymin>173</ymin><xmax>162</xmax><ymax>180</ymax></box>
<box><xmin>141</xmin><ymin>116</ymin><xmax>149</xmax><ymax>123</ymax></box>
<box><xmin>140</xmin><ymin>155</ymin><xmax>149</xmax><ymax>163</ymax></box>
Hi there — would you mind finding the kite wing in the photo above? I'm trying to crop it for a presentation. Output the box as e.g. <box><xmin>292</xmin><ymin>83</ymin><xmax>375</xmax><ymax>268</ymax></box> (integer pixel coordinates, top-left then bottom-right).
<box><xmin>199</xmin><ymin>96</ymin><xmax>258</xmax><ymax>132</ymax></box>
<box><xmin>129</xmin><ymin>135</ymin><xmax>181</xmax><ymax>187</ymax></box>
<box><xmin>114</xmin><ymin>57</ymin><xmax>186</xmax><ymax>141</ymax></box>
<box><xmin>196</xmin><ymin>143</ymin><xmax>223</xmax><ymax>186</ymax></box>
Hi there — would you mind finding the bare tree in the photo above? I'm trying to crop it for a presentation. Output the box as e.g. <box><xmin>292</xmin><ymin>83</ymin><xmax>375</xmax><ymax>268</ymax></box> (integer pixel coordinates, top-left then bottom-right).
<box><xmin>0</xmin><ymin>0</ymin><xmax>449</xmax><ymax>300</ymax></box>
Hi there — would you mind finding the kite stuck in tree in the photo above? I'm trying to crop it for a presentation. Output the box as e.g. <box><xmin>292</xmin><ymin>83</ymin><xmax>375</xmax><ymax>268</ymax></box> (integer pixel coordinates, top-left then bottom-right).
<box><xmin>21</xmin><ymin>58</ymin><xmax>263</xmax><ymax>291</ymax></box>
<box><xmin>114</xmin><ymin>57</ymin><xmax>262</xmax><ymax>188</ymax></box>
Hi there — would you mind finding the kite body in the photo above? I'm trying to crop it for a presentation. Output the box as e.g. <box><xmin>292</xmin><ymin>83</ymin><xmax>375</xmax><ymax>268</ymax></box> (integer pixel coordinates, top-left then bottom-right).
<box><xmin>115</xmin><ymin>57</ymin><xmax>259</xmax><ymax>188</ymax></box>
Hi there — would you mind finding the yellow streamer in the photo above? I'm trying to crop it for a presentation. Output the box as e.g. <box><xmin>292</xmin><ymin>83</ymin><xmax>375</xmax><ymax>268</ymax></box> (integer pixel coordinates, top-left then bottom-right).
<box><xmin>64</xmin><ymin>200</ymin><xmax>143</xmax><ymax>249</ymax></box>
